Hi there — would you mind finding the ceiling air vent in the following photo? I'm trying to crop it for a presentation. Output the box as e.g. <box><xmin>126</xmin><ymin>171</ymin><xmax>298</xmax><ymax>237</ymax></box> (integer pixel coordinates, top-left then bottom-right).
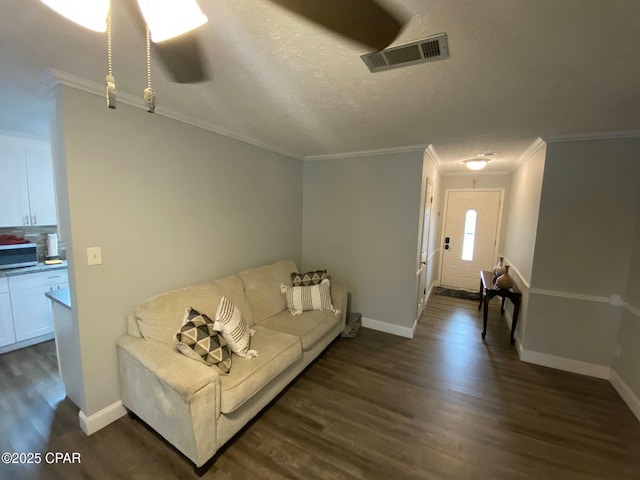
<box><xmin>361</xmin><ymin>33</ymin><xmax>449</xmax><ymax>73</ymax></box>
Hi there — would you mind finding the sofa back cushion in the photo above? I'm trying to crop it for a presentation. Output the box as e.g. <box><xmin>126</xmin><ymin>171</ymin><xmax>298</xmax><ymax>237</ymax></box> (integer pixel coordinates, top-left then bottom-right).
<box><xmin>237</xmin><ymin>260</ymin><xmax>297</xmax><ymax>323</ymax></box>
<box><xmin>134</xmin><ymin>283</ymin><xmax>220</xmax><ymax>347</ymax></box>
<box><xmin>133</xmin><ymin>275</ymin><xmax>252</xmax><ymax>346</ymax></box>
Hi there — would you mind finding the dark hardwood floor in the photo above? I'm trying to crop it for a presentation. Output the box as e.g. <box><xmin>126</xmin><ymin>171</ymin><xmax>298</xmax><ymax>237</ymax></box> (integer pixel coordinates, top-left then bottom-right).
<box><xmin>1</xmin><ymin>294</ymin><xmax>639</xmax><ymax>479</ymax></box>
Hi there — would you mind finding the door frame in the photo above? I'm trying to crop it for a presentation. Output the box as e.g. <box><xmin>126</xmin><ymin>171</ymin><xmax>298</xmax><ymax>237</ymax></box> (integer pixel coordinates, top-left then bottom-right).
<box><xmin>416</xmin><ymin>177</ymin><xmax>434</xmax><ymax>319</ymax></box>
<box><xmin>438</xmin><ymin>188</ymin><xmax>505</xmax><ymax>290</ymax></box>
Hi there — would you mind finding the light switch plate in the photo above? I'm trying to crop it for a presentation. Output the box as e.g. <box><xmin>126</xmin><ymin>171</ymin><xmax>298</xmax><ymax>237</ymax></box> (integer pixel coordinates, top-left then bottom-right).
<box><xmin>87</xmin><ymin>246</ymin><xmax>102</xmax><ymax>266</ymax></box>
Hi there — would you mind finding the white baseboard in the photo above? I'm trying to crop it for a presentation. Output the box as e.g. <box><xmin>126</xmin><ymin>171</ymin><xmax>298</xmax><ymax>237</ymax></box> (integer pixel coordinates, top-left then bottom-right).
<box><xmin>519</xmin><ymin>348</ymin><xmax>610</xmax><ymax>379</ymax></box>
<box><xmin>361</xmin><ymin>317</ymin><xmax>414</xmax><ymax>339</ymax></box>
<box><xmin>79</xmin><ymin>400</ymin><xmax>127</xmax><ymax>435</ymax></box>
<box><xmin>609</xmin><ymin>369</ymin><xmax>640</xmax><ymax>422</ymax></box>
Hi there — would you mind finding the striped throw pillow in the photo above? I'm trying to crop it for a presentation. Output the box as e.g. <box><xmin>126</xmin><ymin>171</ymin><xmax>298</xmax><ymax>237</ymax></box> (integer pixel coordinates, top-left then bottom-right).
<box><xmin>213</xmin><ymin>296</ymin><xmax>257</xmax><ymax>358</ymax></box>
<box><xmin>280</xmin><ymin>278</ymin><xmax>337</xmax><ymax>316</ymax></box>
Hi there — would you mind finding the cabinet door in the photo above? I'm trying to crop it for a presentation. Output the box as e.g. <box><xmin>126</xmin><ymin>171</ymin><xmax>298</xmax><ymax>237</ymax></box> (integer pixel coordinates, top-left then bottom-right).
<box><xmin>9</xmin><ymin>270</ymin><xmax>68</xmax><ymax>342</ymax></box>
<box><xmin>0</xmin><ymin>139</ymin><xmax>29</xmax><ymax>227</ymax></box>
<box><xmin>25</xmin><ymin>144</ymin><xmax>57</xmax><ymax>226</ymax></box>
<box><xmin>0</xmin><ymin>292</ymin><xmax>15</xmax><ymax>348</ymax></box>
<box><xmin>11</xmin><ymin>285</ymin><xmax>55</xmax><ymax>341</ymax></box>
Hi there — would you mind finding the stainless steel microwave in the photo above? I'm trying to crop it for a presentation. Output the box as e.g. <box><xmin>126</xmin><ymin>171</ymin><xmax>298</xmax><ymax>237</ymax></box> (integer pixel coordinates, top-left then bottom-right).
<box><xmin>0</xmin><ymin>243</ymin><xmax>38</xmax><ymax>270</ymax></box>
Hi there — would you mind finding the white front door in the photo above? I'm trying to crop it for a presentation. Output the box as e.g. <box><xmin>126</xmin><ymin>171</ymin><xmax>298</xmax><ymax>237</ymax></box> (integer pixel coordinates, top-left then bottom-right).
<box><xmin>441</xmin><ymin>190</ymin><xmax>502</xmax><ymax>290</ymax></box>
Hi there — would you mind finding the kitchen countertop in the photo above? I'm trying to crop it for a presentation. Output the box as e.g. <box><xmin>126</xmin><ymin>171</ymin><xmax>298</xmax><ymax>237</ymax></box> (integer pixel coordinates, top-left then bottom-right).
<box><xmin>45</xmin><ymin>287</ymin><xmax>71</xmax><ymax>309</ymax></box>
<box><xmin>0</xmin><ymin>261</ymin><xmax>68</xmax><ymax>278</ymax></box>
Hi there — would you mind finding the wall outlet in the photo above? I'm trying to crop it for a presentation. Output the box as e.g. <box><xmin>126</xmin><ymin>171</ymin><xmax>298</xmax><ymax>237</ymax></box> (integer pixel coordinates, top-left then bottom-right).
<box><xmin>615</xmin><ymin>345</ymin><xmax>622</xmax><ymax>359</ymax></box>
<box><xmin>610</xmin><ymin>294</ymin><xmax>623</xmax><ymax>306</ymax></box>
<box><xmin>87</xmin><ymin>246</ymin><xmax>102</xmax><ymax>266</ymax></box>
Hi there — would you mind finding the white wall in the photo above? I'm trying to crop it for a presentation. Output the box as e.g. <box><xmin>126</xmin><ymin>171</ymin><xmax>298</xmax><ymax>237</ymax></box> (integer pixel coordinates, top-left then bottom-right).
<box><xmin>499</xmin><ymin>142</ymin><xmax>546</xmax><ymax>342</ymax></box>
<box><xmin>524</xmin><ymin>137</ymin><xmax>640</xmax><ymax>367</ymax></box>
<box><xmin>53</xmin><ymin>86</ymin><xmax>303</xmax><ymax>418</ymax></box>
<box><xmin>302</xmin><ymin>151</ymin><xmax>424</xmax><ymax>336</ymax></box>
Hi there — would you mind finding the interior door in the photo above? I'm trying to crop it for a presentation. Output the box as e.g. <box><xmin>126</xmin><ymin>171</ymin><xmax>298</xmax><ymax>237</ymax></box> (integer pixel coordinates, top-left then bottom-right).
<box><xmin>417</xmin><ymin>179</ymin><xmax>433</xmax><ymax>317</ymax></box>
<box><xmin>441</xmin><ymin>190</ymin><xmax>502</xmax><ymax>290</ymax></box>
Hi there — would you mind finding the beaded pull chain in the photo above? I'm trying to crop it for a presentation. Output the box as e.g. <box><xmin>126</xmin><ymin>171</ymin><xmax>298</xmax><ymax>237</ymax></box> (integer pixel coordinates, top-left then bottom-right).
<box><xmin>143</xmin><ymin>24</ymin><xmax>156</xmax><ymax>113</ymax></box>
<box><xmin>105</xmin><ymin>0</ymin><xmax>116</xmax><ymax>109</ymax></box>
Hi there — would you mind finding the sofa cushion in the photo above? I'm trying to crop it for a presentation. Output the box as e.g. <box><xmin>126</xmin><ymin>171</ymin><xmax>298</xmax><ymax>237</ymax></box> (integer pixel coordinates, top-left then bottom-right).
<box><xmin>257</xmin><ymin>310</ymin><xmax>339</xmax><ymax>351</ymax></box>
<box><xmin>135</xmin><ymin>283</ymin><xmax>220</xmax><ymax>347</ymax></box>
<box><xmin>214</xmin><ymin>296</ymin><xmax>257</xmax><ymax>358</ymax></box>
<box><xmin>210</xmin><ymin>275</ymin><xmax>255</xmax><ymax>327</ymax></box>
<box><xmin>134</xmin><ymin>275</ymin><xmax>252</xmax><ymax>347</ymax></box>
<box><xmin>219</xmin><ymin>326</ymin><xmax>301</xmax><ymax>414</ymax></box>
<box><xmin>175</xmin><ymin>307</ymin><xmax>232</xmax><ymax>374</ymax></box>
<box><xmin>237</xmin><ymin>260</ymin><xmax>297</xmax><ymax>322</ymax></box>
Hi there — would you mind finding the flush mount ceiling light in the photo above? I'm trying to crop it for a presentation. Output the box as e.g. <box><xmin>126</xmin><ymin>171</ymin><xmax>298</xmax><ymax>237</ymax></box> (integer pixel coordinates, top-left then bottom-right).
<box><xmin>463</xmin><ymin>159</ymin><xmax>489</xmax><ymax>171</ymax></box>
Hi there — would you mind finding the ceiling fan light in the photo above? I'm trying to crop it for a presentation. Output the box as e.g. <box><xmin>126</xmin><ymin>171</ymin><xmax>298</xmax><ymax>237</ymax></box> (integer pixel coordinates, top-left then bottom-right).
<box><xmin>137</xmin><ymin>0</ymin><xmax>208</xmax><ymax>43</ymax></box>
<box><xmin>463</xmin><ymin>159</ymin><xmax>489</xmax><ymax>171</ymax></box>
<box><xmin>41</xmin><ymin>0</ymin><xmax>109</xmax><ymax>32</ymax></box>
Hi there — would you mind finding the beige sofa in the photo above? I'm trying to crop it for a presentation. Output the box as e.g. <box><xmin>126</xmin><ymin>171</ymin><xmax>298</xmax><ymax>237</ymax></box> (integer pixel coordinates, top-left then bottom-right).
<box><xmin>116</xmin><ymin>260</ymin><xmax>347</xmax><ymax>470</ymax></box>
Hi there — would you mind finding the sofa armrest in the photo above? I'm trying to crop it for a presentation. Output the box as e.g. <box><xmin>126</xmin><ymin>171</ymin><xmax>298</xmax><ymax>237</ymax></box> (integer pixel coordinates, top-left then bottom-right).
<box><xmin>331</xmin><ymin>283</ymin><xmax>349</xmax><ymax>331</ymax></box>
<box><xmin>117</xmin><ymin>335</ymin><xmax>221</xmax><ymax>466</ymax></box>
<box><xmin>117</xmin><ymin>334</ymin><xmax>219</xmax><ymax>398</ymax></box>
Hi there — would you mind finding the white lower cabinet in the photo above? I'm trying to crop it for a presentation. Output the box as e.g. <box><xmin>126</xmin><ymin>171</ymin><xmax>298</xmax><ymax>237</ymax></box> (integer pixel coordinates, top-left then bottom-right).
<box><xmin>0</xmin><ymin>278</ymin><xmax>15</xmax><ymax>348</ymax></box>
<box><xmin>3</xmin><ymin>270</ymin><xmax>69</xmax><ymax>347</ymax></box>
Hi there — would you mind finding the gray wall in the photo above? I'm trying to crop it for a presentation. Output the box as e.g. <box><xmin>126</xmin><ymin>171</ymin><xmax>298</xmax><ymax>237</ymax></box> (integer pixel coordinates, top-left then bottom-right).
<box><xmin>54</xmin><ymin>86</ymin><xmax>303</xmax><ymax>416</ymax></box>
<box><xmin>302</xmin><ymin>151</ymin><xmax>424</xmax><ymax>331</ymax></box>
<box><xmin>524</xmin><ymin>138</ymin><xmax>640</xmax><ymax>365</ymax></box>
<box><xmin>613</xmin><ymin>189</ymin><xmax>640</xmax><ymax>398</ymax></box>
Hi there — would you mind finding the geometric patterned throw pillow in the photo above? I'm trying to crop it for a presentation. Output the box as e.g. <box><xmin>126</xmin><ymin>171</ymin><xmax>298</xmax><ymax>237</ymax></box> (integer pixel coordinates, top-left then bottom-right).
<box><xmin>174</xmin><ymin>307</ymin><xmax>232</xmax><ymax>374</ymax></box>
<box><xmin>291</xmin><ymin>269</ymin><xmax>327</xmax><ymax>286</ymax></box>
<box><xmin>280</xmin><ymin>278</ymin><xmax>338</xmax><ymax>316</ymax></box>
<box><xmin>213</xmin><ymin>296</ymin><xmax>257</xmax><ymax>359</ymax></box>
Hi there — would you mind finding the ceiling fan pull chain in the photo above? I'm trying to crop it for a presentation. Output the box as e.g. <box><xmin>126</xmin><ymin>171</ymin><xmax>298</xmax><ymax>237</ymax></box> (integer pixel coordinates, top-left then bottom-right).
<box><xmin>105</xmin><ymin>0</ymin><xmax>116</xmax><ymax>109</ymax></box>
<box><xmin>143</xmin><ymin>23</ymin><xmax>156</xmax><ymax>113</ymax></box>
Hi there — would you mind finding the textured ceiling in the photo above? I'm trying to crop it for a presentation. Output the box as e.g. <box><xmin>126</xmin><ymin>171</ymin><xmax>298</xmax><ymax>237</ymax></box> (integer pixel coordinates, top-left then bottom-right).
<box><xmin>1</xmin><ymin>0</ymin><xmax>639</xmax><ymax>173</ymax></box>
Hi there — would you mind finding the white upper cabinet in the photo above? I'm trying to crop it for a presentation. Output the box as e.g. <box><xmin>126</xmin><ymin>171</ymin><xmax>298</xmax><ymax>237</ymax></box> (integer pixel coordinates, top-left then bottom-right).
<box><xmin>0</xmin><ymin>134</ymin><xmax>57</xmax><ymax>227</ymax></box>
<box><xmin>25</xmin><ymin>143</ymin><xmax>57</xmax><ymax>226</ymax></box>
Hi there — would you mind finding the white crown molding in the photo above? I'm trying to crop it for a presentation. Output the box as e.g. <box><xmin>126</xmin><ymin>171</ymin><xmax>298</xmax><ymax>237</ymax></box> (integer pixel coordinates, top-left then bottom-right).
<box><xmin>424</xmin><ymin>144</ymin><xmax>442</xmax><ymax>171</ymax></box>
<box><xmin>511</xmin><ymin>137</ymin><xmax>546</xmax><ymax>172</ymax></box>
<box><xmin>304</xmin><ymin>144</ymin><xmax>429</xmax><ymax>161</ymax></box>
<box><xmin>38</xmin><ymin>68</ymin><xmax>302</xmax><ymax>161</ymax></box>
<box><xmin>543</xmin><ymin>130</ymin><xmax>640</xmax><ymax>144</ymax></box>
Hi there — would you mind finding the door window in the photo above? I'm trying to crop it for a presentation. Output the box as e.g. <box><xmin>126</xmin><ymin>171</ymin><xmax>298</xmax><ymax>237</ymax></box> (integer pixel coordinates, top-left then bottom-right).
<box><xmin>461</xmin><ymin>209</ymin><xmax>477</xmax><ymax>261</ymax></box>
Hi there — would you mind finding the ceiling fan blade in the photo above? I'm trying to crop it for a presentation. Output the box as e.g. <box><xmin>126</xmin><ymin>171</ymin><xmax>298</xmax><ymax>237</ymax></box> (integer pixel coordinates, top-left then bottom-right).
<box><xmin>153</xmin><ymin>35</ymin><xmax>210</xmax><ymax>84</ymax></box>
<box><xmin>122</xmin><ymin>0</ymin><xmax>209</xmax><ymax>84</ymax></box>
<box><xmin>266</xmin><ymin>0</ymin><xmax>406</xmax><ymax>51</ymax></box>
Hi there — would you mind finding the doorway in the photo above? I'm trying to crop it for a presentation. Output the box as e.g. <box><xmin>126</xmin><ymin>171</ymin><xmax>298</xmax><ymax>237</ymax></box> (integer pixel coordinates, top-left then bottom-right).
<box><xmin>440</xmin><ymin>189</ymin><xmax>503</xmax><ymax>290</ymax></box>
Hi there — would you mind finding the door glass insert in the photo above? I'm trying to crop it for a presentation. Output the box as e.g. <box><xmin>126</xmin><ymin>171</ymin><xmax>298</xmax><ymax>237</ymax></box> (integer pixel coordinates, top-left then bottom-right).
<box><xmin>461</xmin><ymin>209</ymin><xmax>477</xmax><ymax>261</ymax></box>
